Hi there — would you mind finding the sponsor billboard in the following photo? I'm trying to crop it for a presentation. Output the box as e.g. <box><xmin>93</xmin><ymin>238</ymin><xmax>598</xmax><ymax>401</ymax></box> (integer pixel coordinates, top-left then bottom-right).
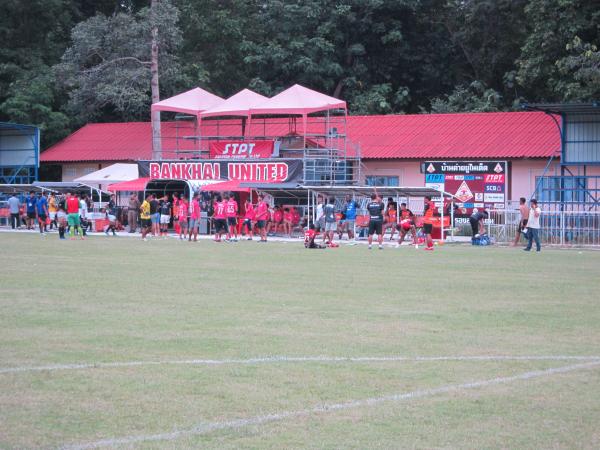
<box><xmin>424</xmin><ymin>161</ymin><xmax>508</xmax><ymax>214</ymax></box>
<box><xmin>138</xmin><ymin>159</ymin><xmax>303</xmax><ymax>183</ymax></box>
<box><xmin>209</xmin><ymin>140</ymin><xmax>274</xmax><ymax>159</ymax></box>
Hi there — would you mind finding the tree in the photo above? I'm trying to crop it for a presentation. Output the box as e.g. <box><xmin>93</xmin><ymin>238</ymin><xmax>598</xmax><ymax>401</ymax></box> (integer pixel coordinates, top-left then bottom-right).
<box><xmin>55</xmin><ymin>0</ymin><xmax>183</xmax><ymax>125</ymax></box>
<box><xmin>516</xmin><ymin>0</ymin><xmax>600</xmax><ymax>102</ymax></box>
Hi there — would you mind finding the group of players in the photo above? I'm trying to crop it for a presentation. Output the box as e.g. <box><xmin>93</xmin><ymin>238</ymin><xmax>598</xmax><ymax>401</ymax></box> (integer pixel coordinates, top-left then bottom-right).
<box><xmin>306</xmin><ymin>190</ymin><xmax>438</xmax><ymax>250</ymax></box>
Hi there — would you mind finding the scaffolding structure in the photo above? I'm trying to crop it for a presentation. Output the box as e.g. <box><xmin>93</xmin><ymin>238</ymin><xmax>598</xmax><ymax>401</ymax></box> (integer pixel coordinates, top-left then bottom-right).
<box><xmin>157</xmin><ymin>112</ymin><xmax>362</xmax><ymax>186</ymax></box>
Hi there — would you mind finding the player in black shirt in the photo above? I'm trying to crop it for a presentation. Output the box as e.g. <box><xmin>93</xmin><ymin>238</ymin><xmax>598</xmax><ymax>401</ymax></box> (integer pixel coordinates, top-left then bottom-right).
<box><xmin>366</xmin><ymin>193</ymin><xmax>385</xmax><ymax>249</ymax></box>
<box><xmin>159</xmin><ymin>195</ymin><xmax>171</xmax><ymax>238</ymax></box>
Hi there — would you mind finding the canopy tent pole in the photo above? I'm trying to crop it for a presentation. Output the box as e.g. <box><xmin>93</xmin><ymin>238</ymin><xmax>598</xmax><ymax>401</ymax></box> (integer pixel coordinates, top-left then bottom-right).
<box><xmin>440</xmin><ymin>192</ymin><xmax>444</xmax><ymax>243</ymax></box>
<box><xmin>450</xmin><ymin>196</ymin><xmax>455</xmax><ymax>242</ymax></box>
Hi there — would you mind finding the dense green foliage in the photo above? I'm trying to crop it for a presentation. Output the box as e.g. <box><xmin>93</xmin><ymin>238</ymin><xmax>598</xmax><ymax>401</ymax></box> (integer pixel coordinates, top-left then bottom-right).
<box><xmin>0</xmin><ymin>0</ymin><xmax>598</xmax><ymax>146</ymax></box>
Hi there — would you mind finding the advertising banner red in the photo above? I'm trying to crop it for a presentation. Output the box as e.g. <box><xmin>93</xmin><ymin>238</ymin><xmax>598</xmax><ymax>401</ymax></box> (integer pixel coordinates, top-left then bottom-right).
<box><xmin>209</xmin><ymin>140</ymin><xmax>274</xmax><ymax>159</ymax></box>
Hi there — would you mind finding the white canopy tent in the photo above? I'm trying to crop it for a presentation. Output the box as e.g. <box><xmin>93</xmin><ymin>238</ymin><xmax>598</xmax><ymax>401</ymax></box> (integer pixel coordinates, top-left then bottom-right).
<box><xmin>74</xmin><ymin>163</ymin><xmax>139</xmax><ymax>186</ymax></box>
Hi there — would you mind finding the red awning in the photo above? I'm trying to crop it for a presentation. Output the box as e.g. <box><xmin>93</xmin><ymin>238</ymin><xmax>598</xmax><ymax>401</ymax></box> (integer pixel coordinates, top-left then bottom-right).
<box><xmin>108</xmin><ymin>177</ymin><xmax>150</xmax><ymax>192</ymax></box>
<box><xmin>200</xmin><ymin>179</ymin><xmax>251</xmax><ymax>193</ymax></box>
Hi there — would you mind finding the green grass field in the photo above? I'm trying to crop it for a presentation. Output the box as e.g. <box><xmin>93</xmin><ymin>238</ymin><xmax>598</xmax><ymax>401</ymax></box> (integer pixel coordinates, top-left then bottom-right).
<box><xmin>1</xmin><ymin>232</ymin><xmax>600</xmax><ymax>449</ymax></box>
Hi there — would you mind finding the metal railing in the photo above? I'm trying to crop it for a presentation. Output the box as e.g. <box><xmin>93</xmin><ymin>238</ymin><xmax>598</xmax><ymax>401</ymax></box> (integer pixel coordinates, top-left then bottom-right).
<box><xmin>488</xmin><ymin>209</ymin><xmax>600</xmax><ymax>246</ymax></box>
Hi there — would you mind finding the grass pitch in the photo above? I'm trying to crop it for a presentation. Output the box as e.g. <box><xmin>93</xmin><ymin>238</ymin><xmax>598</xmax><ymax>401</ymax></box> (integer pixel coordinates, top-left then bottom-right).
<box><xmin>1</xmin><ymin>232</ymin><xmax>599</xmax><ymax>449</ymax></box>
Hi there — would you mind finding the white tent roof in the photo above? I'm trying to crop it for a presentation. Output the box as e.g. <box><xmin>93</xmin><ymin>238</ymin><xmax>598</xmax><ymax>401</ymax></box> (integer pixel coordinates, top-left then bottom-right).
<box><xmin>74</xmin><ymin>163</ymin><xmax>139</xmax><ymax>184</ymax></box>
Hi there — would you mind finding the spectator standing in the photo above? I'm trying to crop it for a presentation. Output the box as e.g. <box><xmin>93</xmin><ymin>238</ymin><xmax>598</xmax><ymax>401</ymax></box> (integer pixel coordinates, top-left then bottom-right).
<box><xmin>8</xmin><ymin>194</ymin><xmax>20</xmax><ymax>229</ymax></box>
<box><xmin>524</xmin><ymin>199</ymin><xmax>542</xmax><ymax>252</ymax></box>
<box><xmin>36</xmin><ymin>192</ymin><xmax>49</xmax><ymax>235</ymax></box>
<box><xmin>25</xmin><ymin>191</ymin><xmax>37</xmax><ymax>230</ymax></box>
<box><xmin>127</xmin><ymin>193</ymin><xmax>140</xmax><ymax>233</ymax></box>
<box><xmin>513</xmin><ymin>197</ymin><xmax>530</xmax><ymax>246</ymax></box>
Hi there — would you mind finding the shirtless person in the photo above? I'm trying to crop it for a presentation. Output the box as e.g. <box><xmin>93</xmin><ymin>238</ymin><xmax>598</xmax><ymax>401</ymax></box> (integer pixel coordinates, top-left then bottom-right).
<box><xmin>513</xmin><ymin>197</ymin><xmax>530</xmax><ymax>246</ymax></box>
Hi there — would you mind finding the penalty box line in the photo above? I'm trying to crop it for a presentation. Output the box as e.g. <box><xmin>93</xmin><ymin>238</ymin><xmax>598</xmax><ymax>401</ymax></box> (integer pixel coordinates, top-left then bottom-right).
<box><xmin>2</xmin><ymin>355</ymin><xmax>600</xmax><ymax>375</ymax></box>
<box><xmin>61</xmin><ymin>360</ymin><xmax>600</xmax><ymax>449</ymax></box>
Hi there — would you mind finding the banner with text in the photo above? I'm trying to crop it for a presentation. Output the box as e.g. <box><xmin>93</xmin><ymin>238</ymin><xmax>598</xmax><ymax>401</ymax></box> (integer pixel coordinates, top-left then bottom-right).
<box><xmin>424</xmin><ymin>161</ymin><xmax>508</xmax><ymax>214</ymax></box>
<box><xmin>209</xmin><ymin>140</ymin><xmax>274</xmax><ymax>159</ymax></box>
<box><xmin>138</xmin><ymin>159</ymin><xmax>303</xmax><ymax>184</ymax></box>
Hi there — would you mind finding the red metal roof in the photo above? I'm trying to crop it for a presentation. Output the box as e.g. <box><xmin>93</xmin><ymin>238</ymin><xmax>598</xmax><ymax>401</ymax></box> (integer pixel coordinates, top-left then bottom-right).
<box><xmin>41</xmin><ymin>111</ymin><xmax>560</xmax><ymax>162</ymax></box>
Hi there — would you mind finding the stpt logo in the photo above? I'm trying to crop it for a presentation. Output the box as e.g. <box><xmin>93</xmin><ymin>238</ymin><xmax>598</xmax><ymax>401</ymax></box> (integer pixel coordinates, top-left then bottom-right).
<box><xmin>210</xmin><ymin>140</ymin><xmax>274</xmax><ymax>159</ymax></box>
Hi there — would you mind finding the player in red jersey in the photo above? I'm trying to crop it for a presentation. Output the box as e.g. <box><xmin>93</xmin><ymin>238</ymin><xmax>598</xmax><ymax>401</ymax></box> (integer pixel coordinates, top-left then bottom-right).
<box><xmin>66</xmin><ymin>192</ymin><xmax>84</xmax><ymax>240</ymax></box>
<box><xmin>397</xmin><ymin>202</ymin><xmax>418</xmax><ymax>246</ymax></box>
<box><xmin>212</xmin><ymin>195</ymin><xmax>227</xmax><ymax>242</ymax></box>
<box><xmin>304</xmin><ymin>224</ymin><xmax>326</xmax><ymax>248</ymax></box>
<box><xmin>423</xmin><ymin>196</ymin><xmax>437</xmax><ymax>251</ymax></box>
<box><xmin>255</xmin><ymin>194</ymin><xmax>269</xmax><ymax>242</ymax></box>
<box><xmin>225</xmin><ymin>194</ymin><xmax>239</xmax><ymax>241</ymax></box>
<box><xmin>242</xmin><ymin>198</ymin><xmax>255</xmax><ymax>240</ymax></box>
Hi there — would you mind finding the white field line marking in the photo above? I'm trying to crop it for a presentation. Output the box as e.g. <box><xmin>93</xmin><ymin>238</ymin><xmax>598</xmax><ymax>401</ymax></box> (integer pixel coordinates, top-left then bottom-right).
<box><xmin>2</xmin><ymin>355</ymin><xmax>600</xmax><ymax>375</ymax></box>
<box><xmin>61</xmin><ymin>360</ymin><xmax>600</xmax><ymax>450</ymax></box>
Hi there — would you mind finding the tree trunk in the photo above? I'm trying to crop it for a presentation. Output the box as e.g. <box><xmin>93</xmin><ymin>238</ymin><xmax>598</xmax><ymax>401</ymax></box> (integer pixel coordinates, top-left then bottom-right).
<box><xmin>151</xmin><ymin>0</ymin><xmax>162</xmax><ymax>160</ymax></box>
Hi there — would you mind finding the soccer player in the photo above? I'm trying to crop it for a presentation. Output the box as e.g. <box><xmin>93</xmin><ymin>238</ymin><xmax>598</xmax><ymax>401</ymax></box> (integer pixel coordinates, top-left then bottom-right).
<box><xmin>339</xmin><ymin>195</ymin><xmax>358</xmax><ymax>241</ymax></box>
<box><xmin>36</xmin><ymin>192</ymin><xmax>49</xmax><ymax>235</ymax></box>
<box><xmin>57</xmin><ymin>205</ymin><xmax>67</xmax><ymax>240</ymax></box>
<box><xmin>423</xmin><ymin>195</ymin><xmax>436</xmax><ymax>251</ymax></box>
<box><xmin>323</xmin><ymin>197</ymin><xmax>337</xmax><ymax>244</ymax></box>
<box><xmin>188</xmin><ymin>193</ymin><xmax>201</xmax><ymax>242</ymax></box>
<box><xmin>48</xmin><ymin>193</ymin><xmax>57</xmax><ymax>230</ymax></box>
<box><xmin>66</xmin><ymin>192</ymin><xmax>83</xmax><ymax>240</ymax></box>
<box><xmin>104</xmin><ymin>207</ymin><xmax>117</xmax><ymax>236</ymax></box>
<box><xmin>212</xmin><ymin>195</ymin><xmax>227</xmax><ymax>242</ymax></box>
<box><xmin>140</xmin><ymin>194</ymin><xmax>152</xmax><ymax>241</ymax></box>
<box><xmin>225</xmin><ymin>194</ymin><xmax>239</xmax><ymax>241</ymax></box>
<box><xmin>149</xmin><ymin>194</ymin><xmax>160</xmax><ymax>236</ymax></box>
<box><xmin>255</xmin><ymin>194</ymin><xmax>269</xmax><ymax>242</ymax></box>
<box><xmin>397</xmin><ymin>203</ymin><xmax>417</xmax><ymax>246</ymax></box>
<box><xmin>79</xmin><ymin>194</ymin><xmax>89</xmax><ymax>237</ymax></box>
<box><xmin>304</xmin><ymin>224</ymin><xmax>326</xmax><ymax>249</ymax></box>
<box><xmin>384</xmin><ymin>201</ymin><xmax>397</xmax><ymax>241</ymax></box>
<box><xmin>283</xmin><ymin>207</ymin><xmax>293</xmax><ymax>237</ymax></box>
<box><xmin>366</xmin><ymin>192</ymin><xmax>385</xmax><ymax>250</ymax></box>
<box><xmin>177</xmin><ymin>196</ymin><xmax>189</xmax><ymax>240</ymax></box>
<box><xmin>242</xmin><ymin>198</ymin><xmax>255</xmax><ymax>240</ymax></box>
<box><xmin>159</xmin><ymin>194</ymin><xmax>171</xmax><ymax>238</ymax></box>
<box><xmin>25</xmin><ymin>191</ymin><xmax>37</xmax><ymax>230</ymax></box>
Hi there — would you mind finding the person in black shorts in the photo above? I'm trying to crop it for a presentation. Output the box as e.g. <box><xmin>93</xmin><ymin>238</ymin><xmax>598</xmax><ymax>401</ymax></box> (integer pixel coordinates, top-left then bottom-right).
<box><xmin>366</xmin><ymin>192</ymin><xmax>385</xmax><ymax>250</ymax></box>
<box><xmin>469</xmin><ymin>208</ymin><xmax>488</xmax><ymax>238</ymax></box>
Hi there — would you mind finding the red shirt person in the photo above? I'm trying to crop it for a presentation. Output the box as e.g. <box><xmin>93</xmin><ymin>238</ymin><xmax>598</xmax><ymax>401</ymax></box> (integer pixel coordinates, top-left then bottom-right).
<box><xmin>255</xmin><ymin>194</ymin><xmax>269</xmax><ymax>242</ymax></box>
<box><xmin>225</xmin><ymin>195</ymin><xmax>239</xmax><ymax>240</ymax></box>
